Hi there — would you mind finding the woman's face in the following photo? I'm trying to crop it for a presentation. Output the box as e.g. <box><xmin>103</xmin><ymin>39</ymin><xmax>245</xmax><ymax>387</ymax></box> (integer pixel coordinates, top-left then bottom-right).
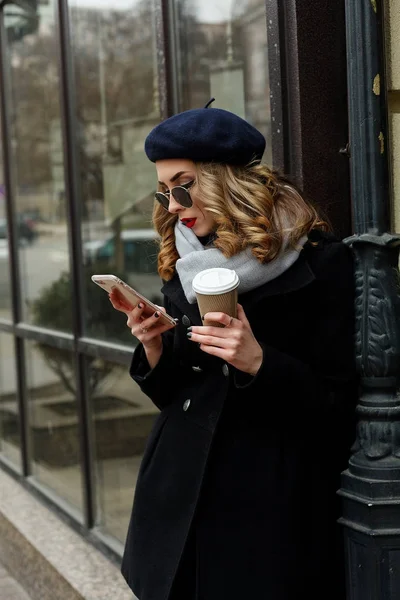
<box><xmin>155</xmin><ymin>159</ymin><xmax>216</xmax><ymax>237</ymax></box>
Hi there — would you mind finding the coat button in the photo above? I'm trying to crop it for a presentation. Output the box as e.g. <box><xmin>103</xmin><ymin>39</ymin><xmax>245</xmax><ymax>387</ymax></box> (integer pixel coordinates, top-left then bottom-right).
<box><xmin>182</xmin><ymin>315</ymin><xmax>191</xmax><ymax>326</ymax></box>
<box><xmin>192</xmin><ymin>366</ymin><xmax>203</xmax><ymax>372</ymax></box>
<box><xmin>183</xmin><ymin>399</ymin><xmax>191</xmax><ymax>411</ymax></box>
<box><xmin>222</xmin><ymin>363</ymin><xmax>229</xmax><ymax>377</ymax></box>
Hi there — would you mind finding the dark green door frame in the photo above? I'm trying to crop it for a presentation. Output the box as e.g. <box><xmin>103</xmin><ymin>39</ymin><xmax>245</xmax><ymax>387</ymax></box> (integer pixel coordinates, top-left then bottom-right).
<box><xmin>275</xmin><ymin>0</ymin><xmax>352</xmax><ymax>240</ymax></box>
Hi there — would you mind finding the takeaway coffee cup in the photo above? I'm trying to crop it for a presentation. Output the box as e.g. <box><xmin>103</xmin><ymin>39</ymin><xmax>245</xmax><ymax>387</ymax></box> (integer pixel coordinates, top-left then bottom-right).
<box><xmin>192</xmin><ymin>267</ymin><xmax>240</xmax><ymax>327</ymax></box>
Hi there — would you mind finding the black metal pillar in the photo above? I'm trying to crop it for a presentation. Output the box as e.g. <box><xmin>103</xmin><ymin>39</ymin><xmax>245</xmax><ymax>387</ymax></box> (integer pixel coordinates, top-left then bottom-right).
<box><xmin>338</xmin><ymin>1</ymin><xmax>400</xmax><ymax>598</ymax></box>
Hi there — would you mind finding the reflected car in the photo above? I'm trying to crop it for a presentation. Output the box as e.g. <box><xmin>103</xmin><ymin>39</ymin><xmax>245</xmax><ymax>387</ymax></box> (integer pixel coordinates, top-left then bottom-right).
<box><xmin>0</xmin><ymin>215</ymin><xmax>38</xmax><ymax>246</ymax></box>
<box><xmin>84</xmin><ymin>229</ymin><xmax>163</xmax><ymax>305</ymax></box>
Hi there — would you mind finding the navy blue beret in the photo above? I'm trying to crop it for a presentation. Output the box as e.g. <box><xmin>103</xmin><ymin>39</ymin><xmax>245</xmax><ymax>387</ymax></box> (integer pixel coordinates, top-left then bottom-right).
<box><xmin>144</xmin><ymin>105</ymin><xmax>266</xmax><ymax>166</ymax></box>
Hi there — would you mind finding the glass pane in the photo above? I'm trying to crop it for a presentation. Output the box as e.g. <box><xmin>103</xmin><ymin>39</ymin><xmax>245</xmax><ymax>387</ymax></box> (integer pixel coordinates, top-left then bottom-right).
<box><xmin>0</xmin><ymin>333</ymin><xmax>21</xmax><ymax>468</ymax></box>
<box><xmin>0</xmin><ymin>234</ymin><xmax>12</xmax><ymax>322</ymax></box>
<box><xmin>69</xmin><ymin>0</ymin><xmax>162</xmax><ymax>345</ymax></box>
<box><xmin>174</xmin><ymin>0</ymin><xmax>272</xmax><ymax>163</ymax></box>
<box><xmin>25</xmin><ymin>339</ymin><xmax>83</xmax><ymax>513</ymax></box>
<box><xmin>89</xmin><ymin>356</ymin><xmax>157</xmax><ymax>541</ymax></box>
<box><xmin>0</xmin><ymin>121</ymin><xmax>12</xmax><ymax>320</ymax></box>
<box><xmin>4</xmin><ymin>1</ymin><xmax>72</xmax><ymax>330</ymax></box>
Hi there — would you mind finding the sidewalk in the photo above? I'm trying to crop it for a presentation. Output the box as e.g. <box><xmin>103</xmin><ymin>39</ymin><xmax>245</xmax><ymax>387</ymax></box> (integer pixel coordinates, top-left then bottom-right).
<box><xmin>0</xmin><ymin>560</ymin><xmax>31</xmax><ymax>600</ymax></box>
<box><xmin>0</xmin><ymin>468</ymin><xmax>133</xmax><ymax>600</ymax></box>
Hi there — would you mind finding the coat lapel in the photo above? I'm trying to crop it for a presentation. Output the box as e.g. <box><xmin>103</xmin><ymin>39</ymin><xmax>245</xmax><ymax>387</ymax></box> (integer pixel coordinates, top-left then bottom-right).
<box><xmin>161</xmin><ymin>273</ymin><xmax>203</xmax><ymax>324</ymax></box>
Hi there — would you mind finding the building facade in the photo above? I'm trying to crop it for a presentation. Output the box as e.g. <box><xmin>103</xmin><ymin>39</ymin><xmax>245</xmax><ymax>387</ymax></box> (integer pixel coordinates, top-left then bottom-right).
<box><xmin>387</xmin><ymin>0</ymin><xmax>400</xmax><ymax>229</ymax></box>
<box><xmin>0</xmin><ymin>0</ymin><xmax>398</xmax><ymax>597</ymax></box>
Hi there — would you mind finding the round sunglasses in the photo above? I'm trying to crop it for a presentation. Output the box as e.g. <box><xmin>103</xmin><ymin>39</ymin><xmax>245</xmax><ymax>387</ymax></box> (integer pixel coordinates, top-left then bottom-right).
<box><xmin>155</xmin><ymin>180</ymin><xmax>195</xmax><ymax>211</ymax></box>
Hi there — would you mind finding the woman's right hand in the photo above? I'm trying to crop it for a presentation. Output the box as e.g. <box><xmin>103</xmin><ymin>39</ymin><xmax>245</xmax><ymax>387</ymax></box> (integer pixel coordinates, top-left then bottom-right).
<box><xmin>109</xmin><ymin>288</ymin><xmax>173</xmax><ymax>368</ymax></box>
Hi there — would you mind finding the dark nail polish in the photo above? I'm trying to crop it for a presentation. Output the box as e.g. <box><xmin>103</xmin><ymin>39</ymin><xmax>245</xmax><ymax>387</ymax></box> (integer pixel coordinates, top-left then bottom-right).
<box><xmin>155</xmin><ymin>312</ymin><xmax>160</xmax><ymax>318</ymax></box>
<box><xmin>138</xmin><ymin>303</ymin><xmax>143</xmax><ymax>309</ymax></box>
<box><xmin>187</xmin><ymin>326</ymin><xmax>192</xmax><ymax>332</ymax></box>
<box><xmin>187</xmin><ymin>332</ymin><xmax>192</xmax><ymax>339</ymax></box>
<box><xmin>201</xmin><ymin>315</ymin><xmax>205</xmax><ymax>320</ymax></box>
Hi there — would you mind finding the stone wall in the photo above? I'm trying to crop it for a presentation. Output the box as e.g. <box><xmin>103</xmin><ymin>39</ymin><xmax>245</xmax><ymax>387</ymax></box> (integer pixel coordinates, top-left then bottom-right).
<box><xmin>386</xmin><ymin>0</ymin><xmax>400</xmax><ymax>230</ymax></box>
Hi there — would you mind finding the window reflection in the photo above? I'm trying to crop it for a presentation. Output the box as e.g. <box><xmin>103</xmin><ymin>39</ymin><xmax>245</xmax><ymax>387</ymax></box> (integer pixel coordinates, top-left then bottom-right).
<box><xmin>4</xmin><ymin>1</ymin><xmax>72</xmax><ymax>330</ymax></box>
<box><xmin>89</xmin><ymin>357</ymin><xmax>157</xmax><ymax>542</ymax></box>
<box><xmin>69</xmin><ymin>0</ymin><xmax>163</xmax><ymax>343</ymax></box>
<box><xmin>25</xmin><ymin>339</ymin><xmax>83</xmax><ymax>513</ymax></box>
<box><xmin>0</xmin><ymin>142</ymin><xmax>12</xmax><ymax>320</ymax></box>
<box><xmin>0</xmin><ymin>98</ymin><xmax>12</xmax><ymax>320</ymax></box>
<box><xmin>174</xmin><ymin>0</ymin><xmax>272</xmax><ymax>163</ymax></box>
<box><xmin>0</xmin><ymin>333</ymin><xmax>21</xmax><ymax>468</ymax></box>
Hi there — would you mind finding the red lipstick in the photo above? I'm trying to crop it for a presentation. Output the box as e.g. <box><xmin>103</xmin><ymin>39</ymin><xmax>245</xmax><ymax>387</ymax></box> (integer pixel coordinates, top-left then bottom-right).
<box><xmin>181</xmin><ymin>218</ymin><xmax>197</xmax><ymax>229</ymax></box>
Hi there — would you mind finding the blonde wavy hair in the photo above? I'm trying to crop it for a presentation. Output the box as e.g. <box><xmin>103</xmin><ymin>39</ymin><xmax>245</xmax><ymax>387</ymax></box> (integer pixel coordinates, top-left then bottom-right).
<box><xmin>153</xmin><ymin>161</ymin><xmax>329</xmax><ymax>281</ymax></box>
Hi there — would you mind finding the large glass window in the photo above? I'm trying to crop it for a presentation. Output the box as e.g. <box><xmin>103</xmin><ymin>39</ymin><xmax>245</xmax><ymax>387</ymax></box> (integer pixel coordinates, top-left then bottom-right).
<box><xmin>26</xmin><ymin>339</ymin><xmax>83</xmax><ymax>513</ymax></box>
<box><xmin>0</xmin><ymin>0</ymin><xmax>277</xmax><ymax>559</ymax></box>
<box><xmin>89</xmin><ymin>356</ymin><xmax>157</xmax><ymax>541</ymax></box>
<box><xmin>69</xmin><ymin>0</ymin><xmax>162</xmax><ymax>345</ymax></box>
<box><xmin>4</xmin><ymin>1</ymin><xmax>72</xmax><ymax>330</ymax></box>
<box><xmin>174</xmin><ymin>0</ymin><xmax>272</xmax><ymax>163</ymax></box>
<box><xmin>0</xmin><ymin>333</ymin><xmax>21</xmax><ymax>469</ymax></box>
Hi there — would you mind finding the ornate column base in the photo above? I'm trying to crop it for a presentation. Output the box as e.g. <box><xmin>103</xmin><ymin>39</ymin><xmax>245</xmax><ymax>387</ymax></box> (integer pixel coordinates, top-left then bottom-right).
<box><xmin>339</xmin><ymin>472</ymin><xmax>400</xmax><ymax>599</ymax></box>
<box><xmin>339</xmin><ymin>233</ymin><xmax>400</xmax><ymax>599</ymax></box>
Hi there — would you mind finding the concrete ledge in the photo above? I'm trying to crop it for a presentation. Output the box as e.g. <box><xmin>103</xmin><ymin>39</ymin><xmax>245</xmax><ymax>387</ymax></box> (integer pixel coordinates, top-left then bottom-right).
<box><xmin>0</xmin><ymin>468</ymin><xmax>134</xmax><ymax>600</ymax></box>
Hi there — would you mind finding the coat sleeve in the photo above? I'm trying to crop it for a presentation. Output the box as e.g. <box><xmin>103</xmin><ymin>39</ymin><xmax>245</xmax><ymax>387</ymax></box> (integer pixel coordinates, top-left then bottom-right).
<box><xmin>234</xmin><ymin>240</ymin><xmax>358</xmax><ymax>416</ymax></box>
<box><xmin>129</xmin><ymin>295</ymin><xmax>186</xmax><ymax>411</ymax></box>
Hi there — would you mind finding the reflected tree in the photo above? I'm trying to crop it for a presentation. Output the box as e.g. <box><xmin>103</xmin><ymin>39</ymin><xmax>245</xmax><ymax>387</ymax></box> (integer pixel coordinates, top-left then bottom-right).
<box><xmin>7</xmin><ymin>0</ymin><xmax>158</xmax><ymax>218</ymax></box>
<box><xmin>30</xmin><ymin>263</ymin><xmax>134</xmax><ymax>396</ymax></box>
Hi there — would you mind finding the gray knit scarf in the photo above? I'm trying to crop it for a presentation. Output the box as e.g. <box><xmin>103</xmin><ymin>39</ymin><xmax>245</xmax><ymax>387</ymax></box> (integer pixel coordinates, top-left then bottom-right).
<box><xmin>174</xmin><ymin>220</ymin><xmax>307</xmax><ymax>304</ymax></box>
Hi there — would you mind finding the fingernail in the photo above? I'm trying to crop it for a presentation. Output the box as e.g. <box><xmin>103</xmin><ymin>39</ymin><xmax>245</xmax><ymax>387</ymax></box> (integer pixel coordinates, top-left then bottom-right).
<box><xmin>201</xmin><ymin>315</ymin><xmax>205</xmax><ymax>320</ymax></box>
<box><xmin>187</xmin><ymin>326</ymin><xmax>192</xmax><ymax>332</ymax></box>
<box><xmin>138</xmin><ymin>303</ymin><xmax>143</xmax><ymax>309</ymax></box>
<box><xmin>154</xmin><ymin>312</ymin><xmax>160</xmax><ymax>318</ymax></box>
<box><xmin>187</xmin><ymin>332</ymin><xmax>192</xmax><ymax>339</ymax></box>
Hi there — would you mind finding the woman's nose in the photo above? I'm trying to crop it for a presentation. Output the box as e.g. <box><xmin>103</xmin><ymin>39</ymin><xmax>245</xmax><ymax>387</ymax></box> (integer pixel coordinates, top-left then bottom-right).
<box><xmin>167</xmin><ymin>195</ymin><xmax>183</xmax><ymax>214</ymax></box>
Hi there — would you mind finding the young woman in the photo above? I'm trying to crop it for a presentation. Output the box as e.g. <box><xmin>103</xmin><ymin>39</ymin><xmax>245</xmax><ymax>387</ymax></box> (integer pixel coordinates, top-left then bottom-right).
<box><xmin>110</xmin><ymin>104</ymin><xmax>358</xmax><ymax>600</ymax></box>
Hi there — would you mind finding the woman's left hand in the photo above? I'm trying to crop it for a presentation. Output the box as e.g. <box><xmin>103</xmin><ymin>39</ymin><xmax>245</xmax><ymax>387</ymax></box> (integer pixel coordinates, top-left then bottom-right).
<box><xmin>187</xmin><ymin>304</ymin><xmax>263</xmax><ymax>376</ymax></box>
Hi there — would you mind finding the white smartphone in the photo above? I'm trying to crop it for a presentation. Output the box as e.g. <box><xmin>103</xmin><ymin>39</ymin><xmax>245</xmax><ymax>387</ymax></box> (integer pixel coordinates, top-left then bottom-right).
<box><xmin>91</xmin><ymin>274</ymin><xmax>177</xmax><ymax>328</ymax></box>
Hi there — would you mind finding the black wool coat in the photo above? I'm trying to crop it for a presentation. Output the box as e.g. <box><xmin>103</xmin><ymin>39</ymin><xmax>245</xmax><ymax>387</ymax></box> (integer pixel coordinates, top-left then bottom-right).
<box><xmin>121</xmin><ymin>229</ymin><xmax>358</xmax><ymax>600</ymax></box>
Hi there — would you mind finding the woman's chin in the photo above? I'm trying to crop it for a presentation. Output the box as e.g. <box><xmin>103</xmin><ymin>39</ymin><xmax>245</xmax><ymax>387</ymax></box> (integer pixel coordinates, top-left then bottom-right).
<box><xmin>193</xmin><ymin>225</ymin><xmax>213</xmax><ymax>237</ymax></box>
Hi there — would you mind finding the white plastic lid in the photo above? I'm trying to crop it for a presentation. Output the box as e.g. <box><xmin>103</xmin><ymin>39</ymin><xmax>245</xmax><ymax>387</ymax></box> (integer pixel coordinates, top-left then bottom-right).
<box><xmin>192</xmin><ymin>268</ymin><xmax>240</xmax><ymax>295</ymax></box>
